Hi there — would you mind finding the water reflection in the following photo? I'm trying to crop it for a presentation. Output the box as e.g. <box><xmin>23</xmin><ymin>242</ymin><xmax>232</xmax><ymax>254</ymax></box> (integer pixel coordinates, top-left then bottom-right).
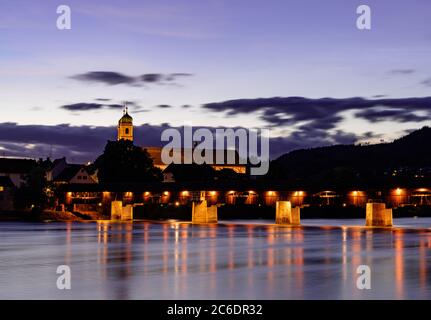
<box><xmin>1</xmin><ymin>220</ymin><xmax>431</xmax><ymax>299</ymax></box>
<box><xmin>74</xmin><ymin>222</ymin><xmax>431</xmax><ymax>299</ymax></box>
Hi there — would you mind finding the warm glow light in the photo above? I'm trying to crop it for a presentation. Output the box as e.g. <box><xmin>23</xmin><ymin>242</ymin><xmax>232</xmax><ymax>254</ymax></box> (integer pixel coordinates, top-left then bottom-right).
<box><xmin>248</xmin><ymin>190</ymin><xmax>255</xmax><ymax>194</ymax></box>
<box><xmin>125</xmin><ymin>192</ymin><xmax>133</xmax><ymax>197</ymax></box>
<box><xmin>181</xmin><ymin>191</ymin><xmax>189</xmax><ymax>196</ymax></box>
<box><xmin>164</xmin><ymin>191</ymin><xmax>170</xmax><ymax>196</ymax></box>
<box><xmin>210</xmin><ymin>191</ymin><xmax>217</xmax><ymax>196</ymax></box>
<box><xmin>353</xmin><ymin>191</ymin><xmax>358</xmax><ymax>196</ymax></box>
<box><xmin>267</xmin><ymin>191</ymin><xmax>274</xmax><ymax>196</ymax></box>
<box><xmin>298</xmin><ymin>191</ymin><xmax>304</xmax><ymax>196</ymax></box>
<box><xmin>144</xmin><ymin>191</ymin><xmax>150</xmax><ymax>196</ymax></box>
<box><xmin>396</xmin><ymin>188</ymin><xmax>402</xmax><ymax>196</ymax></box>
<box><xmin>175</xmin><ymin>201</ymin><xmax>180</xmax><ymax>206</ymax></box>
<box><xmin>228</xmin><ymin>191</ymin><xmax>235</xmax><ymax>194</ymax></box>
<box><xmin>67</xmin><ymin>192</ymin><xmax>72</xmax><ymax>196</ymax></box>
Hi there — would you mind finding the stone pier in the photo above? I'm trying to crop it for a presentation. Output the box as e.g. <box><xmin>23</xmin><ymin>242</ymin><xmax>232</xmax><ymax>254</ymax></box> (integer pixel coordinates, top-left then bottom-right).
<box><xmin>365</xmin><ymin>203</ymin><xmax>393</xmax><ymax>227</ymax></box>
<box><xmin>192</xmin><ymin>200</ymin><xmax>218</xmax><ymax>224</ymax></box>
<box><xmin>275</xmin><ymin>201</ymin><xmax>300</xmax><ymax>225</ymax></box>
<box><xmin>121</xmin><ymin>204</ymin><xmax>133</xmax><ymax>220</ymax></box>
<box><xmin>111</xmin><ymin>201</ymin><xmax>133</xmax><ymax>221</ymax></box>
<box><xmin>111</xmin><ymin>201</ymin><xmax>123</xmax><ymax>220</ymax></box>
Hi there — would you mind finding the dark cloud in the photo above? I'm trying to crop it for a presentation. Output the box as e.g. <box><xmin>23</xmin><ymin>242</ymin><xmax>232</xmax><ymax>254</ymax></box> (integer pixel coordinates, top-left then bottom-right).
<box><xmin>182</xmin><ymin>104</ymin><xmax>192</xmax><ymax>109</ymax></box>
<box><xmin>95</xmin><ymin>98</ymin><xmax>111</xmax><ymax>102</ymax></box>
<box><xmin>141</xmin><ymin>73</ymin><xmax>193</xmax><ymax>83</ymax></box>
<box><xmin>0</xmin><ymin>123</ymin><xmax>172</xmax><ymax>163</ymax></box>
<box><xmin>61</xmin><ymin>100</ymin><xmax>145</xmax><ymax>113</ymax></box>
<box><xmin>141</xmin><ymin>74</ymin><xmax>164</xmax><ymax>83</ymax></box>
<box><xmin>165</xmin><ymin>73</ymin><xmax>193</xmax><ymax>81</ymax></box>
<box><xmin>71</xmin><ymin>72</ymin><xmax>135</xmax><ymax>85</ymax></box>
<box><xmin>61</xmin><ymin>103</ymin><xmax>123</xmax><ymax>111</ymax></box>
<box><xmin>355</xmin><ymin>108</ymin><xmax>429</xmax><ymax>123</ymax></box>
<box><xmin>203</xmin><ymin>96</ymin><xmax>431</xmax><ymax>129</ymax></box>
<box><xmin>71</xmin><ymin>71</ymin><xmax>193</xmax><ymax>86</ymax></box>
<box><xmin>156</xmin><ymin>104</ymin><xmax>172</xmax><ymax>109</ymax></box>
<box><xmin>389</xmin><ymin>69</ymin><xmax>415</xmax><ymax>75</ymax></box>
<box><xmin>422</xmin><ymin>79</ymin><xmax>431</xmax><ymax>87</ymax></box>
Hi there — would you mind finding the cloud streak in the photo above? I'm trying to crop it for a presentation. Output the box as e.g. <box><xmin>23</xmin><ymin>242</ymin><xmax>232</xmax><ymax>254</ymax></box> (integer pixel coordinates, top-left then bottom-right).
<box><xmin>61</xmin><ymin>103</ymin><xmax>124</xmax><ymax>111</ymax></box>
<box><xmin>203</xmin><ymin>96</ymin><xmax>431</xmax><ymax>129</ymax></box>
<box><xmin>71</xmin><ymin>71</ymin><xmax>193</xmax><ymax>86</ymax></box>
<box><xmin>389</xmin><ymin>69</ymin><xmax>415</xmax><ymax>75</ymax></box>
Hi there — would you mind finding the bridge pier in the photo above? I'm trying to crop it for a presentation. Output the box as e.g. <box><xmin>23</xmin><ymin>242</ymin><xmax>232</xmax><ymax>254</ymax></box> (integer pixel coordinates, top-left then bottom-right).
<box><xmin>121</xmin><ymin>204</ymin><xmax>134</xmax><ymax>220</ymax></box>
<box><xmin>365</xmin><ymin>202</ymin><xmax>392</xmax><ymax>227</ymax></box>
<box><xmin>276</xmin><ymin>201</ymin><xmax>300</xmax><ymax>225</ymax></box>
<box><xmin>192</xmin><ymin>200</ymin><xmax>218</xmax><ymax>224</ymax></box>
<box><xmin>111</xmin><ymin>201</ymin><xmax>122</xmax><ymax>220</ymax></box>
<box><xmin>111</xmin><ymin>201</ymin><xmax>133</xmax><ymax>221</ymax></box>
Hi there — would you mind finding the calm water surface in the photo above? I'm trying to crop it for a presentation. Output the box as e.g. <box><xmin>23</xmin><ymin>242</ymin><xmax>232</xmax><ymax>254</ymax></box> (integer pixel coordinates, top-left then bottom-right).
<box><xmin>1</xmin><ymin>218</ymin><xmax>431</xmax><ymax>299</ymax></box>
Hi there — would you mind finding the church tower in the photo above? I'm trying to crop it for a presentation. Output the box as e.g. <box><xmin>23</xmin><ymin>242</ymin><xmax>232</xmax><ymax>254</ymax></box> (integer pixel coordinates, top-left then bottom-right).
<box><xmin>117</xmin><ymin>105</ymin><xmax>133</xmax><ymax>142</ymax></box>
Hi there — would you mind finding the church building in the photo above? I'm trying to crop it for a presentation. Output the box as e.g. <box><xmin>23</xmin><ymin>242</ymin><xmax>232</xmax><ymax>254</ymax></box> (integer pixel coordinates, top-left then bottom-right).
<box><xmin>116</xmin><ymin>108</ymin><xmax>247</xmax><ymax>176</ymax></box>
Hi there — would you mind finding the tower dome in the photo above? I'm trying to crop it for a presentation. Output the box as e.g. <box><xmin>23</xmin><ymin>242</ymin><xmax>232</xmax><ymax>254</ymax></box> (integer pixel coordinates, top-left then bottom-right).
<box><xmin>119</xmin><ymin>111</ymin><xmax>133</xmax><ymax>124</ymax></box>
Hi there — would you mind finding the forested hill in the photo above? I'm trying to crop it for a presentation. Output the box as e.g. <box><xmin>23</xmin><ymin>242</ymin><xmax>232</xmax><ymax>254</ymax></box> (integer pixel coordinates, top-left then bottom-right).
<box><xmin>265</xmin><ymin>126</ymin><xmax>431</xmax><ymax>189</ymax></box>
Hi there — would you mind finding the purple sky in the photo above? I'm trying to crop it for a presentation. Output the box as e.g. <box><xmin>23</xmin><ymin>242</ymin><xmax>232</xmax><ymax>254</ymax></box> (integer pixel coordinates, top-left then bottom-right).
<box><xmin>0</xmin><ymin>0</ymin><xmax>430</xmax><ymax>162</ymax></box>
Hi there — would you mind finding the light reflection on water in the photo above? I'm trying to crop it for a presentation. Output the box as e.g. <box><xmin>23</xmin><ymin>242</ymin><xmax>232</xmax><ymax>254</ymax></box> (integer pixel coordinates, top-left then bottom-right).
<box><xmin>0</xmin><ymin>219</ymin><xmax>431</xmax><ymax>299</ymax></box>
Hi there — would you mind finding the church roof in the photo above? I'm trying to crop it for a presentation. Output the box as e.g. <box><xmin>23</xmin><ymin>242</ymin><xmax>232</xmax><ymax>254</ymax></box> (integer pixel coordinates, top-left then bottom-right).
<box><xmin>54</xmin><ymin>165</ymin><xmax>83</xmax><ymax>182</ymax></box>
<box><xmin>144</xmin><ymin>146</ymin><xmax>245</xmax><ymax>166</ymax></box>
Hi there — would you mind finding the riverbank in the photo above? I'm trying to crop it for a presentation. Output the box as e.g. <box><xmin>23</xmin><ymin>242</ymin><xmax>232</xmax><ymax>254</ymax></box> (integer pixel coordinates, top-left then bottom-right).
<box><xmin>0</xmin><ymin>210</ymin><xmax>107</xmax><ymax>222</ymax></box>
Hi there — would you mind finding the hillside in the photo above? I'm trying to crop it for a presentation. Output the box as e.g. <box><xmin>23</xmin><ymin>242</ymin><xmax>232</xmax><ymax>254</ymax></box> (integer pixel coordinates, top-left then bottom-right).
<box><xmin>265</xmin><ymin>126</ymin><xmax>431</xmax><ymax>189</ymax></box>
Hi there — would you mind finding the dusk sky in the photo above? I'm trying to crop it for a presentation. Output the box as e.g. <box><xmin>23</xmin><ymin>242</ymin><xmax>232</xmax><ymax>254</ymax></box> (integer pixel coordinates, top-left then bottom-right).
<box><xmin>1</xmin><ymin>0</ymin><xmax>431</xmax><ymax>162</ymax></box>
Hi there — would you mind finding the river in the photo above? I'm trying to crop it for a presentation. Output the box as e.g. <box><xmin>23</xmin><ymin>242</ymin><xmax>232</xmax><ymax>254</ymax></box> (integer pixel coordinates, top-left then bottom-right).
<box><xmin>1</xmin><ymin>218</ymin><xmax>431</xmax><ymax>299</ymax></box>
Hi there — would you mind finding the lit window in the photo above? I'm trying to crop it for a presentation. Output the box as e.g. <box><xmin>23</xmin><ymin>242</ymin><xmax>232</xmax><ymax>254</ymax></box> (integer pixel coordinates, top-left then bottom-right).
<box><xmin>0</xmin><ymin>186</ymin><xmax>4</xmax><ymax>192</ymax></box>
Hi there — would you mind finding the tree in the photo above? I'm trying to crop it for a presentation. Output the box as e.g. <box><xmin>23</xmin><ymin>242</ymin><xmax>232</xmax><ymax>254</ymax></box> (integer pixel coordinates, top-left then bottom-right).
<box><xmin>94</xmin><ymin>140</ymin><xmax>162</xmax><ymax>183</ymax></box>
<box><xmin>14</xmin><ymin>159</ymin><xmax>54</xmax><ymax>213</ymax></box>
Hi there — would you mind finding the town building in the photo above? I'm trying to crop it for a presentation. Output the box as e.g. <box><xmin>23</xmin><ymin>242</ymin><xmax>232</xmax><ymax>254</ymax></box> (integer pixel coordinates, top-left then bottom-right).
<box><xmin>47</xmin><ymin>157</ymin><xmax>98</xmax><ymax>184</ymax></box>
<box><xmin>0</xmin><ymin>176</ymin><xmax>14</xmax><ymax>211</ymax></box>
<box><xmin>116</xmin><ymin>108</ymin><xmax>247</xmax><ymax>176</ymax></box>
<box><xmin>0</xmin><ymin>158</ymin><xmax>36</xmax><ymax>187</ymax></box>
